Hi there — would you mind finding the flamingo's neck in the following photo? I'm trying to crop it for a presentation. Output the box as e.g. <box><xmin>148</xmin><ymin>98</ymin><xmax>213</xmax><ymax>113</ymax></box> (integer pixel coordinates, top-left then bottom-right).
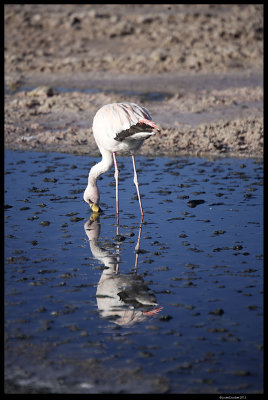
<box><xmin>88</xmin><ymin>149</ymin><xmax>113</xmax><ymax>186</ymax></box>
<box><xmin>84</xmin><ymin>149</ymin><xmax>114</xmax><ymax>205</ymax></box>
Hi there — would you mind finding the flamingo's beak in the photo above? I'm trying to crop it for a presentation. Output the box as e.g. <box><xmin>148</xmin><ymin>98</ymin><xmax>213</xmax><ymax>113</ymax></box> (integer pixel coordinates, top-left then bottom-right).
<box><xmin>89</xmin><ymin>212</ymin><xmax>100</xmax><ymax>223</ymax></box>
<box><xmin>89</xmin><ymin>202</ymin><xmax>102</xmax><ymax>213</ymax></box>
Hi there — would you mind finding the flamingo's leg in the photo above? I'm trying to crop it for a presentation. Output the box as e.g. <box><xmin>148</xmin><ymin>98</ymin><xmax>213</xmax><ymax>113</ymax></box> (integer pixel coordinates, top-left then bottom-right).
<box><xmin>134</xmin><ymin>216</ymin><xmax>143</xmax><ymax>272</ymax></box>
<box><xmin>132</xmin><ymin>155</ymin><xmax>144</xmax><ymax>217</ymax></box>
<box><xmin>113</xmin><ymin>152</ymin><xmax>119</xmax><ymax>224</ymax></box>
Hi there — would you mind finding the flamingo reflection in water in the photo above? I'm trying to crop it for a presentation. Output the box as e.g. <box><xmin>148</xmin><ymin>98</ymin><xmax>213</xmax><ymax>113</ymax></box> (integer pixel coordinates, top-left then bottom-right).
<box><xmin>84</xmin><ymin>215</ymin><xmax>162</xmax><ymax>326</ymax></box>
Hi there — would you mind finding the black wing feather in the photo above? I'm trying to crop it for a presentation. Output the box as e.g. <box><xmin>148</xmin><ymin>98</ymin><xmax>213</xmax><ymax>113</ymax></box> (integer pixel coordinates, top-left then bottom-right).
<box><xmin>114</xmin><ymin>122</ymin><xmax>153</xmax><ymax>142</ymax></box>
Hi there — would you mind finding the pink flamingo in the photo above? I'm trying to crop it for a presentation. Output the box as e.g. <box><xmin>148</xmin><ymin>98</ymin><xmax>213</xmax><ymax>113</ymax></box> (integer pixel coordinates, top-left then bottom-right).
<box><xmin>83</xmin><ymin>102</ymin><xmax>159</xmax><ymax>221</ymax></box>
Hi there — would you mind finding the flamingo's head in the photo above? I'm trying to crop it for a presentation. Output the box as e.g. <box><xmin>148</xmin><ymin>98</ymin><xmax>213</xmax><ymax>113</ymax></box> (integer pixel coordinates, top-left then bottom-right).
<box><xmin>83</xmin><ymin>185</ymin><xmax>102</xmax><ymax>213</ymax></box>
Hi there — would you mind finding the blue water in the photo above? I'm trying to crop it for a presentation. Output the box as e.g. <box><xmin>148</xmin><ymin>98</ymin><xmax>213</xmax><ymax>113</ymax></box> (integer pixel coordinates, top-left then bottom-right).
<box><xmin>5</xmin><ymin>150</ymin><xmax>263</xmax><ymax>393</ymax></box>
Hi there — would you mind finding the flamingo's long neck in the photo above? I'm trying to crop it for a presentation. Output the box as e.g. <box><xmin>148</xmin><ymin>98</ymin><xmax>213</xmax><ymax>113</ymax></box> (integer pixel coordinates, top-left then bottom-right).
<box><xmin>85</xmin><ymin>149</ymin><xmax>114</xmax><ymax>205</ymax></box>
<box><xmin>88</xmin><ymin>149</ymin><xmax>113</xmax><ymax>186</ymax></box>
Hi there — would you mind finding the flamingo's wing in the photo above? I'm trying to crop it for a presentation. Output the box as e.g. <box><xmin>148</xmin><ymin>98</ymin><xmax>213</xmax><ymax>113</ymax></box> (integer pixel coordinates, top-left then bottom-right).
<box><xmin>114</xmin><ymin>122</ymin><xmax>153</xmax><ymax>142</ymax></box>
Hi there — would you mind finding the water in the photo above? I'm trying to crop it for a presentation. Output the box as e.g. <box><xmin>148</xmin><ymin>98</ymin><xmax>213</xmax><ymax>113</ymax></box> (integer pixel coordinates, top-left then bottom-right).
<box><xmin>5</xmin><ymin>84</ymin><xmax>171</xmax><ymax>102</ymax></box>
<box><xmin>4</xmin><ymin>150</ymin><xmax>263</xmax><ymax>394</ymax></box>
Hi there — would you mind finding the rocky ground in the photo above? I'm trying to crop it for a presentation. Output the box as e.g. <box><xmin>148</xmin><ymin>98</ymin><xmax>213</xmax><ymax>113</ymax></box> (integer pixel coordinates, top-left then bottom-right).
<box><xmin>4</xmin><ymin>4</ymin><xmax>263</xmax><ymax>158</ymax></box>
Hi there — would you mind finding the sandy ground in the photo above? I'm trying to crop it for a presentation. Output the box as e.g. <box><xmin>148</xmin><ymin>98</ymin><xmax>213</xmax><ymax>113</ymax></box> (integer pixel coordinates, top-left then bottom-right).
<box><xmin>4</xmin><ymin>4</ymin><xmax>263</xmax><ymax>158</ymax></box>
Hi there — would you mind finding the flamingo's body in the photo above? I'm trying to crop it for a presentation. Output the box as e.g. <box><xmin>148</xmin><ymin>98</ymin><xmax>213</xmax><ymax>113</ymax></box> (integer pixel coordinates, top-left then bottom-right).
<box><xmin>84</xmin><ymin>102</ymin><xmax>159</xmax><ymax>218</ymax></box>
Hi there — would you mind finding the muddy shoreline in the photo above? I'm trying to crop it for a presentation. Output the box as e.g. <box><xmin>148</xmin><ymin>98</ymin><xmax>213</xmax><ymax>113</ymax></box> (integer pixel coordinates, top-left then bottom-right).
<box><xmin>5</xmin><ymin>71</ymin><xmax>263</xmax><ymax>159</ymax></box>
<box><xmin>5</xmin><ymin>4</ymin><xmax>263</xmax><ymax>159</ymax></box>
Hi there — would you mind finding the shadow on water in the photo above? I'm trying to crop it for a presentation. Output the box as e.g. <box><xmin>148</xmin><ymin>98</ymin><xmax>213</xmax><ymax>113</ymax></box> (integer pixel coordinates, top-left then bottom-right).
<box><xmin>84</xmin><ymin>215</ymin><xmax>162</xmax><ymax>326</ymax></box>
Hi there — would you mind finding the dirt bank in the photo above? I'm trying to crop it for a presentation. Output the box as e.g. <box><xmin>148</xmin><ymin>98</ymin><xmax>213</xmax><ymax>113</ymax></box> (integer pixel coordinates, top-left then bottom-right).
<box><xmin>4</xmin><ymin>4</ymin><xmax>263</xmax><ymax>158</ymax></box>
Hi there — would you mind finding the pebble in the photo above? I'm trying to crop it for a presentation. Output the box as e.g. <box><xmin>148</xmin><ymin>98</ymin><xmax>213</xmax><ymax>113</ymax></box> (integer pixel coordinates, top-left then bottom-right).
<box><xmin>39</xmin><ymin>220</ymin><xmax>50</xmax><ymax>226</ymax></box>
<box><xmin>209</xmin><ymin>308</ymin><xmax>224</xmax><ymax>316</ymax></box>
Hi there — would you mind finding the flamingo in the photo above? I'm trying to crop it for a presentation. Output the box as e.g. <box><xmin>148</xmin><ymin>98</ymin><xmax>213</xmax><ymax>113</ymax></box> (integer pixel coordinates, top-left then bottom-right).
<box><xmin>84</xmin><ymin>217</ymin><xmax>162</xmax><ymax>326</ymax></box>
<box><xmin>83</xmin><ymin>102</ymin><xmax>160</xmax><ymax>220</ymax></box>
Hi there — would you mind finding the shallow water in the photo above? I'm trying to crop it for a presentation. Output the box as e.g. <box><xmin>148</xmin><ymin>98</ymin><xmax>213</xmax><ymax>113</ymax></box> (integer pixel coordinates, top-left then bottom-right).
<box><xmin>6</xmin><ymin>84</ymin><xmax>171</xmax><ymax>103</ymax></box>
<box><xmin>5</xmin><ymin>150</ymin><xmax>263</xmax><ymax>394</ymax></box>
